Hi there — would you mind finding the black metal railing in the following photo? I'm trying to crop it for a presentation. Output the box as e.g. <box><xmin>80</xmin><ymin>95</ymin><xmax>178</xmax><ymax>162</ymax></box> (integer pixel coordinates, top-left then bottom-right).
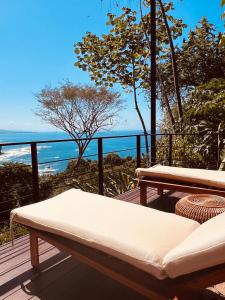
<box><xmin>0</xmin><ymin>131</ymin><xmax>222</xmax><ymax>225</ymax></box>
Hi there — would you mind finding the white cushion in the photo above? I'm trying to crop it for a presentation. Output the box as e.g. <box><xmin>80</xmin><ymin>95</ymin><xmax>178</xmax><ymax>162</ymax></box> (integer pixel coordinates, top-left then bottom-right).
<box><xmin>163</xmin><ymin>211</ymin><xmax>225</xmax><ymax>278</ymax></box>
<box><xmin>11</xmin><ymin>189</ymin><xmax>199</xmax><ymax>279</ymax></box>
<box><xmin>136</xmin><ymin>165</ymin><xmax>225</xmax><ymax>189</ymax></box>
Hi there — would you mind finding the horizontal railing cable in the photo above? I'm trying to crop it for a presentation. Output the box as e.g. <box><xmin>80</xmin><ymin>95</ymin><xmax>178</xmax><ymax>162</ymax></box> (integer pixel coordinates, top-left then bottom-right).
<box><xmin>0</xmin><ymin>131</ymin><xmax>218</xmax><ymax>147</ymax></box>
<box><xmin>38</xmin><ymin>152</ymin><xmax>98</xmax><ymax>166</ymax></box>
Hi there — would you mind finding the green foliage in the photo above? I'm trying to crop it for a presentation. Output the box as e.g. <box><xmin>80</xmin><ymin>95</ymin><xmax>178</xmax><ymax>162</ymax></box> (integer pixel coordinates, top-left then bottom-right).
<box><xmin>75</xmin><ymin>8</ymin><xmax>149</xmax><ymax>90</ymax></box>
<box><xmin>159</xmin><ymin>18</ymin><xmax>225</xmax><ymax>134</ymax></box>
<box><xmin>186</xmin><ymin>79</ymin><xmax>225</xmax><ymax>168</ymax></box>
<box><xmin>0</xmin><ymin>163</ymin><xmax>33</xmax><ymax>209</ymax></box>
<box><xmin>104</xmin><ymin>170</ymin><xmax>134</xmax><ymax>197</ymax></box>
<box><xmin>74</xmin><ymin>4</ymin><xmax>186</xmax><ymax>92</ymax></box>
<box><xmin>178</xmin><ymin>18</ymin><xmax>225</xmax><ymax>86</ymax></box>
<box><xmin>187</xmin><ymin>79</ymin><xmax>225</xmax><ymax>126</ymax></box>
<box><xmin>161</xmin><ymin>18</ymin><xmax>225</xmax><ymax>93</ymax></box>
<box><xmin>159</xmin><ymin>79</ymin><xmax>225</xmax><ymax>170</ymax></box>
<box><xmin>0</xmin><ymin>223</ymin><xmax>28</xmax><ymax>246</ymax></box>
<box><xmin>63</xmin><ymin>153</ymin><xmax>136</xmax><ymax>197</ymax></box>
<box><xmin>0</xmin><ymin>163</ymin><xmax>34</xmax><ymax>244</ymax></box>
<box><xmin>185</xmin><ymin>79</ymin><xmax>225</xmax><ymax>147</ymax></box>
<box><xmin>157</xmin><ymin>135</ymin><xmax>205</xmax><ymax>169</ymax></box>
<box><xmin>104</xmin><ymin>153</ymin><xmax>132</xmax><ymax>167</ymax></box>
<box><xmin>220</xmin><ymin>0</ymin><xmax>225</xmax><ymax>47</ymax></box>
<box><xmin>0</xmin><ymin>162</ymin><xmax>59</xmax><ymax>211</ymax></box>
<box><xmin>65</xmin><ymin>158</ymin><xmax>98</xmax><ymax>176</ymax></box>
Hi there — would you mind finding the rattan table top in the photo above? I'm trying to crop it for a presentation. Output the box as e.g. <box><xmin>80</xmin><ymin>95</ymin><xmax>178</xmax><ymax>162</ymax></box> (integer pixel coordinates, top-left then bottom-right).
<box><xmin>175</xmin><ymin>194</ymin><xmax>225</xmax><ymax>223</ymax></box>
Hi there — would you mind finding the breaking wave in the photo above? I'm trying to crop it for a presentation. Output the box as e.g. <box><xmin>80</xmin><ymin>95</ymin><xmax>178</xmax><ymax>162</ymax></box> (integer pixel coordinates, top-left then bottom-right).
<box><xmin>37</xmin><ymin>145</ymin><xmax>51</xmax><ymax>150</ymax></box>
<box><xmin>39</xmin><ymin>166</ymin><xmax>58</xmax><ymax>175</ymax></box>
<box><xmin>0</xmin><ymin>147</ymin><xmax>31</xmax><ymax>162</ymax></box>
<box><xmin>0</xmin><ymin>145</ymin><xmax>52</xmax><ymax>163</ymax></box>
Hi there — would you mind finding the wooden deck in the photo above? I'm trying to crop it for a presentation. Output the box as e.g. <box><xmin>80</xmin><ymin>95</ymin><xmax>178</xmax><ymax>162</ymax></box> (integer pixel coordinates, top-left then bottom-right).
<box><xmin>1</xmin><ymin>188</ymin><xmax>225</xmax><ymax>300</ymax></box>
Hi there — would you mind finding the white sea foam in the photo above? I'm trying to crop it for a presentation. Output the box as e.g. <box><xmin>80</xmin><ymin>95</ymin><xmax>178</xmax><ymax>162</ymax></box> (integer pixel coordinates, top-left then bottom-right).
<box><xmin>39</xmin><ymin>166</ymin><xmax>57</xmax><ymax>175</ymax></box>
<box><xmin>0</xmin><ymin>144</ymin><xmax>52</xmax><ymax>163</ymax></box>
<box><xmin>37</xmin><ymin>145</ymin><xmax>51</xmax><ymax>150</ymax></box>
<box><xmin>0</xmin><ymin>147</ymin><xmax>31</xmax><ymax>162</ymax></box>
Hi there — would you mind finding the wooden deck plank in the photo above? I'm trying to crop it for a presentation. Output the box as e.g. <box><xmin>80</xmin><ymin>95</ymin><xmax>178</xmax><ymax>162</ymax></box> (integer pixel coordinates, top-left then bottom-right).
<box><xmin>0</xmin><ymin>243</ymin><xmax>65</xmax><ymax>299</ymax></box>
<box><xmin>0</xmin><ymin>235</ymin><xmax>29</xmax><ymax>252</ymax></box>
<box><xmin>0</xmin><ymin>188</ymin><xmax>223</xmax><ymax>300</ymax></box>
<box><xmin>1</xmin><ymin>240</ymin><xmax>55</xmax><ymax>276</ymax></box>
<box><xmin>3</xmin><ymin>256</ymin><xmax>79</xmax><ymax>300</ymax></box>
<box><xmin>28</xmin><ymin>264</ymin><xmax>146</xmax><ymax>300</ymax></box>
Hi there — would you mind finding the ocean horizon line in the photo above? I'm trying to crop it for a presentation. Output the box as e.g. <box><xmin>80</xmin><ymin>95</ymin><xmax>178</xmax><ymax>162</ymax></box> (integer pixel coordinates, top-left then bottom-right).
<box><xmin>0</xmin><ymin>128</ymin><xmax>149</xmax><ymax>135</ymax></box>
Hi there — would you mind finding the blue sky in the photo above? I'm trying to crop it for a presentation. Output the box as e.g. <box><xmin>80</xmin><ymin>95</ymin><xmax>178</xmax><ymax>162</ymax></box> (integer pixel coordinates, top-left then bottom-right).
<box><xmin>0</xmin><ymin>0</ymin><xmax>223</xmax><ymax>132</ymax></box>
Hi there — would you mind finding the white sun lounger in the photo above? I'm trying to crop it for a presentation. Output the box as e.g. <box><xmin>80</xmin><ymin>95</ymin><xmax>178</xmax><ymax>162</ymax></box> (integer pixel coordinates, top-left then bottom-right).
<box><xmin>10</xmin><ymin>189</ymin><xmax>225</xmax><ymax>299</ymax></box>
<box><xmin>135</xmin><ymin>165</ymin><xmax>225</xmax><ymax>205</ymax></box>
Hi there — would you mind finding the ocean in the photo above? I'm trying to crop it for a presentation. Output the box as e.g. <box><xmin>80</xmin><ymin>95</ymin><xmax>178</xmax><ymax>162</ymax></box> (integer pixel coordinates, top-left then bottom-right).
<box><xmin>0</xmin><ymin>130</ymin><xmax>148</xmax><ymax>174</ymax></box>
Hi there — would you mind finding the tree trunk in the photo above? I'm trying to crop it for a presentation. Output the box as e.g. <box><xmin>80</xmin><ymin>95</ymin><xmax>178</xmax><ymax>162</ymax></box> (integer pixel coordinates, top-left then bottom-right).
<box><xmin>157</xmin><ymin>67</ymin><xmax>176</xmax><ymax>131</ymax></box>
<box><xmin>158</xmin><ymin>0</ymin><xmax>183</xmax><ymax>130</ymax></box>
<box><xmin>217</xmin><ymin>121</ymin><xmax>224</xmax><ymax>169</ymax></box>
<box><xmin>139</xmin><ymin>0</ymin><xmax>182</xmax><ymax>131</ymax></box>
<box><xmin>131</xmin><ymin>54</ymin><xmax>149</xmax><ymax>158</ymax></box>
<box><xmin>75</xmin><ymin>146</ymin><xmax>82</xmax><ymax>168</ymax></box>
<box><xmin>133</xmin><ymin>85</ymin><xmax>149</xmax><ymax>157</ymax></box>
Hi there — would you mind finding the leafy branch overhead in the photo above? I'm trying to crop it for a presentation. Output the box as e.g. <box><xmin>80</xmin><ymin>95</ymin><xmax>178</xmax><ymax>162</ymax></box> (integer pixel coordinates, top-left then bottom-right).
<box><xmin>187</xmin><ymin>79</ymin><xmax>225</xmax><ymax>126</ymax></box>
<box><xmin>74</xmin><ymin>2</ymin><xmax>186</xmax><ymax>150</ymax></box>
<box><xmin>74</xmin><ymin>4</ymin><xmax>186</xmax><ymax>91</ymax></box>
<box><xmin>160</xmin><ymin>17</ymin><xmax>225</xmax><ymax>114</ymax></box>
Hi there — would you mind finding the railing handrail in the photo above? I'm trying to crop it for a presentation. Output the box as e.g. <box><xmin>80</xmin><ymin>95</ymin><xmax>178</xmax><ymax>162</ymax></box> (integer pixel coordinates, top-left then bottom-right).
<box><xmin>0</xmin><ymin>131</ymin><xmax>218</xmax><ymax>147</ymax></box>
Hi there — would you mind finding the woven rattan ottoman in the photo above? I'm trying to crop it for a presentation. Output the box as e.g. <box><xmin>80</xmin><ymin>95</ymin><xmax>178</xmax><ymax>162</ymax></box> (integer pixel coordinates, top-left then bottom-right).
<box><xmin>175</xmin><ymin>194</ymin><xmax>225</xmax><ymax>223</ymax></box>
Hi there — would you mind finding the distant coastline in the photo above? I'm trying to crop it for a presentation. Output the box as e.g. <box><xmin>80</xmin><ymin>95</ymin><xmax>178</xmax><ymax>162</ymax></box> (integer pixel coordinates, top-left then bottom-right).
<box><xmin>0</xmin><ymin>129</ymin><xmax>36</xmax><ymax>134</ymax></box>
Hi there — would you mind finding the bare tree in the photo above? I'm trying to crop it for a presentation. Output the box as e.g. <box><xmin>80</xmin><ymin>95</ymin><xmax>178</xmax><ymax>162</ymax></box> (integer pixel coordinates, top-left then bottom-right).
<box><xmin>36</xmin><ymin>82</ymin><xmax>123</xmax><ymax>161</ymax></box>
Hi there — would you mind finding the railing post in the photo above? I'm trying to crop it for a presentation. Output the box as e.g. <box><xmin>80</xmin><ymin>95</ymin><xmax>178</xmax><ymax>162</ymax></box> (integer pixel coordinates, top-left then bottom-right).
<box><xmin>150</xmin><ymin>134</ymin><xmax>157</xmax><ymax>166</ymax></box>
<box><xmin>31</xmin><ymin>143</ymin><xmax>39</xmax><ymax>202</ymax></box>
<box><xmin>98</xmin><ymin>138</ymin><xmax>104</xmax><ymax>195</ymax></box>
<box><xmin>168</xmin><ymin>134</ymin><xmax>173</xmax><ymax>166</ymax></box>
<box><xmin>136</xmin><ymin>135</ymin><xmax>141</xmax><ymax>168</ymax></box>
<box><xmin>217</xmin><ymin>131</ymin><xmax>220</xmax><ymax>169</ymax></box>
<box><xmin>150</xmin><ymin>0</ymin><xmax>157</xmax><ymax>167</ymax></box>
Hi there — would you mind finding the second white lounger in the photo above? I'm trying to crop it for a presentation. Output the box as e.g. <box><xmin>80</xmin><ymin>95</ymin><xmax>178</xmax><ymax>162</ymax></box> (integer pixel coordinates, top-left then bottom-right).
<box><xmin>136</xmin><ymin>165</ymin><xmax>225</xmax><ymax>205</ymax></box>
